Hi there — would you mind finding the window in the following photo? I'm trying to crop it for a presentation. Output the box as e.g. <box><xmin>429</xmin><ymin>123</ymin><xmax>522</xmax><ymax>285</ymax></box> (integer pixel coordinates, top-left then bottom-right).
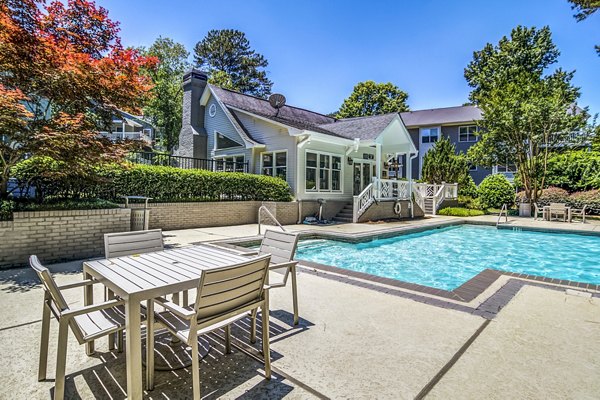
<box><xmin>421</xmin><ymin>127</ymin><xmax>439</xmax><ymax>143</ymax></box>
<box><xmin>459</xmin><ymin>125</ymin><xmax>478</xmax><ymax>142</ymax></box>
<box><xmin>468</xmin><ymin>164</ymin><xmax>477</xmax><ymax>171</ymax></box>
<box><xmin>216</xmin><ymin>132</ymin><xmax>243</xmax><ymax>150</ymax></box>
<box><xmin>261</xmin><ymin>151</ymin><xmax>287</xmax><ymax>180</ymax></box>
<box><xmin>306</xmin><ymin>151</ymin><xmax>342</xmax><ymax>192</ymax></box>
<box><xmin>214</xmin><ymin>155</ymin><xmax>245</xmax><ymax>172</ymax></box>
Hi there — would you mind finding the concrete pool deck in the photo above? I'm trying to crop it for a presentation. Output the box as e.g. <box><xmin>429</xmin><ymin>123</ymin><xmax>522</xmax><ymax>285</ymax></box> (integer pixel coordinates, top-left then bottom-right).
<box><xmin>0</xmin><ymin>215</ymin><xmax>598</xmax><ymax>399</ymax></box>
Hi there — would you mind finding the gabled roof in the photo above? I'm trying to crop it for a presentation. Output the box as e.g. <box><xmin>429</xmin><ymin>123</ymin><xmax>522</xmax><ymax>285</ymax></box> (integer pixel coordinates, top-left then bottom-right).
<box><xmin>317</xmin><ymin>113</ymin><xmax>399</xmax><ymax>140</ymax></box>
<box><xmin>209</xmin><ymin>85</ymin><xmax>408</xmax><ymax>142</ymax></box>
<box><xmin>400</xmin><ymin>105</ymin><xmax>481</xmax><ymax>127</ymax></box>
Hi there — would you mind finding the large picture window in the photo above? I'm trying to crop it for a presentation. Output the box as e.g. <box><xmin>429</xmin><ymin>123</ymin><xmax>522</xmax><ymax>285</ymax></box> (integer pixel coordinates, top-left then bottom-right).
<box><xmin>261</xmin><ymin>151</ymin><xmax>287</xmax><ymax>180</ymax></box>
<box><xmin>459</xmin><ymin>125</ymin><xmax>478</xmax><ymax>142</ymax></box>
<box><xmin>306</xmin><ymin>151</ymin><xmax>342</xmax><ymax>192</ymax></box>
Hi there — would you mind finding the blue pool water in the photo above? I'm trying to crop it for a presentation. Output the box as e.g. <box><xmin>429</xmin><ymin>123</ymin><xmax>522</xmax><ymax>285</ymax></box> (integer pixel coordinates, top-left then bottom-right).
<box><xmin>295</xmin><ymin>225</ymin><xmax>600</xmax><ymax>290</ymax></box>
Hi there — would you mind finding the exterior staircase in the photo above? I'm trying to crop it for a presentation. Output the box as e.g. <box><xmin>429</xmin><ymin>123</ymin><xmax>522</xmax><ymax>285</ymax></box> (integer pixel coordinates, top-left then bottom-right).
<box><xmin>332</xmin><ymin>202</ymin><xmax>354</xmax><ymax>223</ymax></box>
<box><xmin>422</xmin><ymin>197</ymin><xmax>435</xmax><ymax>215</ymax></box>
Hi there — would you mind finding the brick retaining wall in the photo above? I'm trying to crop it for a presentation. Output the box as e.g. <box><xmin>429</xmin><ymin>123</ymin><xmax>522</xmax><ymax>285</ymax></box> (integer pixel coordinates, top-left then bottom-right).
<box><xmin>0</xmin><ymin>209</ymin><xmax>131</xmax><ymax>269</ymax></box>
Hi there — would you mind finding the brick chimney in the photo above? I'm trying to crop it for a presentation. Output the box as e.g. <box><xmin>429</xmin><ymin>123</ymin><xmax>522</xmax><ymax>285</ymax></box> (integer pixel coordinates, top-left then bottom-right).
<box><xmin>175</xmin><ymin>68</ymin><xmax>208</xmax><ymax>158</ymax></box>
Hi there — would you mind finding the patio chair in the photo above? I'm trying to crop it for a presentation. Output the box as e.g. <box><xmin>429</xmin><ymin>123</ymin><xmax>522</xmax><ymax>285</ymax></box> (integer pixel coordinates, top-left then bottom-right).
<box><xmin>104</xmin><ymin>229</ymin><xmax>164</xmax><ymax>258</ymax></box>
<box><xmin>570</xmin><ymin>205</ymin><xmax>587</xmax><ymax>223</ymax></box>
<box><xmin>533</xmin><ymin>203</ymin><xmax>546</xmax><ymax>220</ymax></box>
<box><xmin>548</xmin><ymin>203</ymin><xmax>567</xmax><ymax>222</ymax></box>
<box><xmin>30</xmin><ymin>255</ymin><xmax>140</xmax><ymax>400</ymax></box>
<box><xmin>242</xmin><ymin>229</ymin><xmax>300</xmax><ymax>330</ymax></box>
<box><xmin>153</xmin><ymin>254</ymin><xmax>272</xmax><ymax>400</ymax></box>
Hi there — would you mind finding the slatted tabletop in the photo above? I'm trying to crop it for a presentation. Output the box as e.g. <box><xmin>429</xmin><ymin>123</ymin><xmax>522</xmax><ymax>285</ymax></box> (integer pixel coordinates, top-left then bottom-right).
<box><xmin>82</xmin><ymin>244</ymin><xmax>253</xmax><ymax>400</ymax></box>
<box><xmin>84</xmin><ymin>244</ymin><xmax>250</xmax><ymax>298</ymax></box>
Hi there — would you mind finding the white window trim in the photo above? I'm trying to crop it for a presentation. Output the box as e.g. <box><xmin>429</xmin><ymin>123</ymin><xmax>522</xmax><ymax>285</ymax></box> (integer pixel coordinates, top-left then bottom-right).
<box><xmin>260</xmin><ymin>150</ymin><xmax>288</xmax><ymax>181</ymax></box>
<box><xmin>304</xmin><ymin>150</ymin><xmax>344</xmax><ymax>193</ymax></box>
<box><xmin>458</xmin><ymin>125</ymin><xmax>478</xmax><ymax>143</ymax></box>
<box><xmin>213</xmin><ymin>154</ymin><xmax>246</xmax><ymax>172</ymax></box>
<box><xmin>420</xmin><ymin>126</ymin><xmax>441</xmax><ymax>144</ymax></box>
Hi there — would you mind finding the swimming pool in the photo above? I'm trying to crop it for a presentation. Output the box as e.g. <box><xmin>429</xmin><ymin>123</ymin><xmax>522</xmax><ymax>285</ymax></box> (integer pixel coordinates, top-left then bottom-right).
<box><xmin>295</xmin><ymin>225</ymin><xmax>600</xmax><ymax>290</ymax></box>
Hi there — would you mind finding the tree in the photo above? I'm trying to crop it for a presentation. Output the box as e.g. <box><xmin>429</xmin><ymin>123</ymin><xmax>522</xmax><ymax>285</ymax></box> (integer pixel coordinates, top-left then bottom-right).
<box><xmin>141</xmin><ymin>37</ymin><xmax>190</xmax><ymax>152</ymax></box>
<box><xmin>568</xmin><ymin>0</ymin><xmax>600</xmax><ymax>55</ymax></box>
<box><xmin>421</xmin><ymin>137</ymin><xmax>469</xmax><ymax>185</ymax></box>
<box><xmin>194</xmin><ymin>29</ymin><xmax>273</xmax><ymax>98</ymax></box>
<box><xmin>464</xmin><ymin>26</ymin><xmax>588</xmax><ymax>204</ymax></box>
<box><xmin>337</xmin><ymin>81</ymin><xmax>409</xmax><ymax>118</ymax></box>
<box><xmin>0</xmin><ymin>0</ymin><xmax>156</xmax><ymax>200</ymax></box>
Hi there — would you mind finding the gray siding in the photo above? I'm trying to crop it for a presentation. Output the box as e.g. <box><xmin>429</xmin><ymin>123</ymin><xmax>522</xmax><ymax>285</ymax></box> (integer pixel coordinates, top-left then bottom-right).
<box><xmin>410</xmin><ymin>125</ymin><xmax>491</xmax><ymax>185</ymax></box>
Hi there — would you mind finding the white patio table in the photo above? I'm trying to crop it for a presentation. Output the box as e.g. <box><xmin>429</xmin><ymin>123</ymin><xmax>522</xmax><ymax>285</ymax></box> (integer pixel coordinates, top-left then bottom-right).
<box><xmin>82</xmin><ymin>244</ymin><xmax>250</xmax><ymax>400</ymax></box>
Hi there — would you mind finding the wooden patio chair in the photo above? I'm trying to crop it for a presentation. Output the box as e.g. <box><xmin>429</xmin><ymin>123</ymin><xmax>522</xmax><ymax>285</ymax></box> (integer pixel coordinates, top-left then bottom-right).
<box><xmin>570</xmin><ymin>205</ymin><xmax>587</xmax><ymax>223</ymax></box>
<box><xmin>242</xmin><ymin>230</ymin><xmax>300</xmax><ymax>331</ymax></box>
<box><xmin>153</xmin><ymin>254</ymin><xmax>272</xmax><ymax>400</ymax></box>
<box><xmin>30</xmin><ymin>255</ymin><xmax>142</xmax><ymax>400</ymax></box>
<box><xmin>548</xmin><ymin>203</ymin><xmax>567</xmax><ymax>222</ymax></box>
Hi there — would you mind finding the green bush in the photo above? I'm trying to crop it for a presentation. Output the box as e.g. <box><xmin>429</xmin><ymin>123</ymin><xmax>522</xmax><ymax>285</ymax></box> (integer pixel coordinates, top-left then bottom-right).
<box><xmin>438</xmin><ymin>207</ymin><xmax>485</xmax><ymax>217</ymax></box>
<box><xmin>0</xmin><ymin>200</ymin><xmax>15</xmax><ymax>221</ymax></box>
<box><xmin>12</xmin><ymin>160</ymin><xmax>293</xmax><ymax>203</ymax></box>
<box><xmin>546</xmin><ymin>150</ymin><xmax>600</xmax><ymax>192</ymax></box>
<box><xmin>477</xmin><ymin>174</ymin><xmax>514</xmax><ymax>209</ymax></box>
<box><xmin>569</xmin><ymin>190</ymin><xmax>600</xmax><ymax>215</ymax></box>
<box><xmin>457</xmin><ymin>195</ymin><xmax>484</xmax><ymax>210</ymax></box>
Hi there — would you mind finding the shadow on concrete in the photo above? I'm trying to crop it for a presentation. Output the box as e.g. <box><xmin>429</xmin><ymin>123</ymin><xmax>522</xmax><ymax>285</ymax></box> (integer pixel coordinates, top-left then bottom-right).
<box><xmin>0</xmin><ymin>259</ymin><xmax>86</xmax><ymax>293</ymax></box>
<box><xmin>43</xmin><ymin>312</ymin><xmax>314</xmax><ymax>399</ymax></box>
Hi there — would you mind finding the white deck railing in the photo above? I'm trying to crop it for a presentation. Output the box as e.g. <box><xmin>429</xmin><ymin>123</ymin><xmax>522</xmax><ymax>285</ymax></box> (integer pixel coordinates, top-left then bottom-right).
<box><xmin>374</xmin><ymin>178</ymin><xmax>410</xmax><ymax>200</ymax></box>
<box><xmin>352</xmin><ymin>183</ymin><xmax>375</xmax><ymax>223</ymax></box>
<box><xmin>413</xmin><ymin>182</ymin><xmax>458</xmax><ymax>215</ymax></box>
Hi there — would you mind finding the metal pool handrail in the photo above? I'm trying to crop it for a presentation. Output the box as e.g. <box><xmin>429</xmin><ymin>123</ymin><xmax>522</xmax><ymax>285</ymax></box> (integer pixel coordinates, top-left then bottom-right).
<box><xmin>258</xmin><ymin>205</ymin><xmax>287</xmax><ymax>235</ymax></box>
<box><xmin>497</xmin><ymin>204</ymin><xmax>508</xmax><ymax>226</ymax></box>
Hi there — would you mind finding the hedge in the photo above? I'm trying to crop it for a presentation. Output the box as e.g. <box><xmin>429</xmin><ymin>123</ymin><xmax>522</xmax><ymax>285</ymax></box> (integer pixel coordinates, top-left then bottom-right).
<box><xmin>11</xmin><ymin>157</ymin><xmax>293</xmax><ymax>203</ymax></box>
<box><xmin>516</xmin><ymin>187</ymin><xmax>569</xmax><ymax>206</ymax></box>
<box><xmin>438</xmin><ymin>207</ymin><xmax>485</xmax><ymax>217</ymax></box>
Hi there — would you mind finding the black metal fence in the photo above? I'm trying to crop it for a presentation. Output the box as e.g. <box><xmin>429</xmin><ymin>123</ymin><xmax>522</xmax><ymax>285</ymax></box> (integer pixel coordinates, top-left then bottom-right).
<box><xmin>127</xmin><ymin>152</ymin><xmax>249</xmax><ymax>173</ymax></box>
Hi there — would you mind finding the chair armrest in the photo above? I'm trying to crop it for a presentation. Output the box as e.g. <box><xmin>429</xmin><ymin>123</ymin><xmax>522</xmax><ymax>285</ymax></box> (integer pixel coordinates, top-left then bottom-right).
<box><xmin>154</xmin><ymin>297</ymin><xmax>196</xmax><ymax>319</ymax></box>
<box><xmin>61</xmin><ymin>299</ymin><xmax>125</xmax><ymax>319</ymax></box>
<box><xmin>57</xmin><ymin>279</ymin><xmax>97</xmax><ymax>290</ymax></box>
<box><xmin>269</xmin><ymin>260</ymin><xmax>298</xmax><ymax>271</ymax></box>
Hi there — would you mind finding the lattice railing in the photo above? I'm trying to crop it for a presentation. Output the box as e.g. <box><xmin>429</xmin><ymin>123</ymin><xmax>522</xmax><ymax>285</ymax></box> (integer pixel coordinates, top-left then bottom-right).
<box><xmin>353</xmin><ymin>183</ymin><xmax>375</xmax><ymax>223</ymax></box>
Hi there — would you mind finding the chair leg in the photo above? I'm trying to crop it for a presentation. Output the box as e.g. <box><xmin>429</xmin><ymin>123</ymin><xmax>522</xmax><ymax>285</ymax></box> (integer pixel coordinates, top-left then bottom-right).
<box><xmin>117</xmin><ymin>330</ymin><xmax>124</xmax><ymax>353</ymax></box>
<box><xmin>250</xmin><ymin>309</ymin><xmax>257</xmax><ymax>344</ymax></box>
<box><xmin>261</xmin><ymin>297</ymin><xmax>271</xmax><ymax>380</ymax></box>
<box><xmin>182</xmin><ymin>290</ymin><xmax>189</xmax><ymax>308</ymax></box>
<box><xmin>224</xmin><ymin>325</ymin><xmax>232</xmax><ymax>354</ymax></box>
<box><xmin>190</xmin><ymin>336</ymin><xmax>201</xmax><ymax>400</ymax></box>
<box><xmin>291</xmin><ymin>264</ymin><xmax>299</xmax><ymax>326</ymax></box>
<box><xmin>107</xmin><ymin>289</ymin><xmax>115</xmax><ymax>350</ymax></box>
<box><xmin>38</xmin><ymin>302</ymin><xmax>51</xmax><ymax>381</ymax></box>
<box><xmin>54</xmin><ymin>319</ymin><xmax>69</xmax><ymax>400</ymax></box>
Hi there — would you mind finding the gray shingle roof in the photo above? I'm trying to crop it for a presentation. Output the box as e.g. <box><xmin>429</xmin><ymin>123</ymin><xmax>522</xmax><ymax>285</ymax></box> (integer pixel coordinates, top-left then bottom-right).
<box><xmin>400</xmin><ymin>105</ymin><xmax>481</xmax><ymax>127</ymax></box>
<box><xmin>318</xmin><ymin>113</ymin><xmax>399</xmax><ymax>140</ymax></box>
<box><xmin>210</xmin><ymin>85</ymin><xmax>400</xmax><ymax>141</ymax></box>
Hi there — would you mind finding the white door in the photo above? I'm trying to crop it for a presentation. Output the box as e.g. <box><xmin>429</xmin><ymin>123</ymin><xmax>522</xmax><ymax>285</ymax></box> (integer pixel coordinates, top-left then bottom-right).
<box><xmin>353</xmin><ymin>161</ymin><xmax>375</xmax><ymax>195</ymax></box>
<box><xmin>419</xmin><ymin>127</ymin><xmax>440</xmax><ymax>178</ymax></box>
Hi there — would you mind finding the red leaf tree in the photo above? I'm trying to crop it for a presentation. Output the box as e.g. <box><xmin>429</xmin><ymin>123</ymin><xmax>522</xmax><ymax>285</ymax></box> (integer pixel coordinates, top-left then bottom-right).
<box><xmin>0</xmin><ymin>0</ymin><xmax>157</xmax><ymax>199</ymax></box>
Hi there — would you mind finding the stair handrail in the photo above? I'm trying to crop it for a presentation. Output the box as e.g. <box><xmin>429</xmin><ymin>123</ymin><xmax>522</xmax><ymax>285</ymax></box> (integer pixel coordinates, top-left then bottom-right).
<box><xmin>258</xmin><ymin>205</ymin><xmax>287</xmax><ymax>235</ymax></box>
<box><xmin>411</xmin><ymin>182</ymin><xmax>425</xmax><ymax>212</ymax></box>
<box><xmin>431</xmin><ymin>184</ymin><xmax>446</xmax><ymax>215</ymax></box>
<box><xmin>497</xmin><ymin>203</ymin><xmax>508</xmax><ymax>226</ymax></box>
<box><xmin>353</xmin><ymin>183</ymin><xmax>375</xmax><ymax>223</ymax></box>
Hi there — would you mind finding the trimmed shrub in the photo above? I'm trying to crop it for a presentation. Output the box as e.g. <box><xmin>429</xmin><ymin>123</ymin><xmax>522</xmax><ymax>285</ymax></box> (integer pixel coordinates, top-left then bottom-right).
<box><xmin>569</xmin><ymin>190</ymin><xmax>600</xmax><ymax>215</ymax></box>
<box><xmin>438</xmin><ymin>207</ymin><xmax>485</xmax><ymax>217</ymax></box>
<box><xmin>457</xmin><ymin>195</ymin><xmax>484</xmax><ymax>210</ymax></box>
<box><xmin>477</xmin><ymin>174</ymin><xmax>514</xmax><ymax>209</ymax></box>
<box><xmin>0</xmin><ymin>199</ymin><xmax>15</xmax><ymax>221</ymax></box>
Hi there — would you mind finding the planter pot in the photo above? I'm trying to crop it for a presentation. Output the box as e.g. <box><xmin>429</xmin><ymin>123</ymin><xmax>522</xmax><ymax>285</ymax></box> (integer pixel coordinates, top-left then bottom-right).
<box><xmin>519</xmin><ymin>202</ymin><xmax>531</xmax><ymax>217</ymax></box>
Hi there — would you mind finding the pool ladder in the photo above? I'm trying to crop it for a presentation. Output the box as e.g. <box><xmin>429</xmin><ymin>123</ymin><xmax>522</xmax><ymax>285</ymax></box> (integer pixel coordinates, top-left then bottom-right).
<box><xmin>497</xmin><ymin>204</ymin><xmax>509</xmax><ymax>226</ymax></box>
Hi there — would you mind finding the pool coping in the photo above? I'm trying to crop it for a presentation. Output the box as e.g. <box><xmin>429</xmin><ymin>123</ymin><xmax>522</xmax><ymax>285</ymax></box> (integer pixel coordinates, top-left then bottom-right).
<box><xmin>211</xmin><ymin>219</ymin><xmax>600</xmax><ymax>305</ymax></box>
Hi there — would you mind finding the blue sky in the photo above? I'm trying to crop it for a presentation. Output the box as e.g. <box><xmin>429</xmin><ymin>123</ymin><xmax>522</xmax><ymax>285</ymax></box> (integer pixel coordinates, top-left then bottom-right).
<box><xmin>97</xmin><ymin>0</ymin><xmax>600</xmax><ymax>116</ymax></box>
